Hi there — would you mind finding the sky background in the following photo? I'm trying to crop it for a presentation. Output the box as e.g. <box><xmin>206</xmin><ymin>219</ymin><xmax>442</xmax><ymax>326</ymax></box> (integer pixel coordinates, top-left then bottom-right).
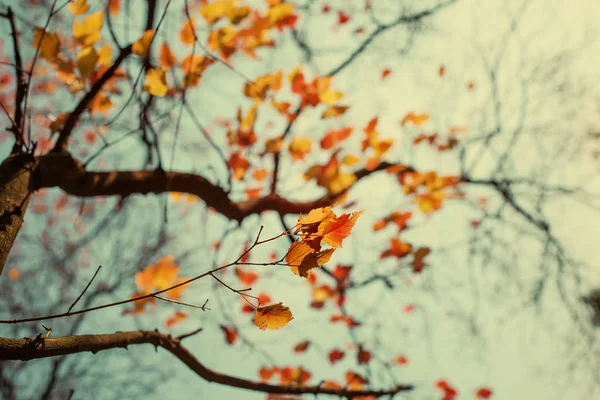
<box><xmin>2</xmin><ymin>0</ymin><xmax>600</xmax><ymax>399</ymax></box>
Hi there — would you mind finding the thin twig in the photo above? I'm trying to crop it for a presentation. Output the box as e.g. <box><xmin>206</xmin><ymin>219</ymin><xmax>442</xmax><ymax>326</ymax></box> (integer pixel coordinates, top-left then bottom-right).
<box><xmin>67</xmin><ymin>265</ymin><xmax>102</xmax><ymax>313</ymax></box>
<box><xmin>177</xmin><ymin>327</ymin><xmax>204</xmax><ymax>341</ymax></box>
<box><xmin>153</xmin><ymin>295</ymin><xmax>210</xmax><ymax>310</ymax></box>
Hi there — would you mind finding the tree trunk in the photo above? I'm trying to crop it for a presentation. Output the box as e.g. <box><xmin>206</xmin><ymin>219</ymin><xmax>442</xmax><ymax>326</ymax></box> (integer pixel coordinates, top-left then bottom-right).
<box><xmin>0</xmin><ymin>154</ymin><xmax>34</xmax><ymax>275</ymax></box>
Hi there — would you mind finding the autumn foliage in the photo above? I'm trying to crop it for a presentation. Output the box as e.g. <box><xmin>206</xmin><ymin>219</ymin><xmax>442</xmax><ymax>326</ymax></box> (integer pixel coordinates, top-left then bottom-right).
<box><xmin>10</xmin><ymin>0</ymin><xmax>588</xmax><ymax>398</ymax></box>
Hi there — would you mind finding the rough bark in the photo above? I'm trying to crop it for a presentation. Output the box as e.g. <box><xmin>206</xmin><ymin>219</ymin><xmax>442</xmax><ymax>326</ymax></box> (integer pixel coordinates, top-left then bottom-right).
<box><xmin>0</xmin><ymin>330</ymin><xmax>413</xmax><ymax>397</ymax></box>
<box><xmin>0</xmin><ymin>154</ymin><xmax>34</xmax><ymax>276</ymax></box>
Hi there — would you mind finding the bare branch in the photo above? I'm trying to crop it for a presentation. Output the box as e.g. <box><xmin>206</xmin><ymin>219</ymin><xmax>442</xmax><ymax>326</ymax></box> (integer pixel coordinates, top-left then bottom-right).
<box><xmin>0</xmin><ymin>330</ymin><xmax>413</xmax><ymax>398</ymax></box>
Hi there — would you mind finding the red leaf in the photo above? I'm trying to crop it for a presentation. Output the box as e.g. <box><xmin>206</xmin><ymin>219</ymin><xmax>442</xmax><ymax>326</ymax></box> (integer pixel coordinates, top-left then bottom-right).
<box><xmin>476</xmin><ymin>388</ymin><xmax>493</xmax><ymax>399</ymax></box>
<box><xmin>220</xmin><ymin>325</ymin><xmax>238</xmax><ymax>344</ymax></box>
<box><xmin>338</xmin><ymin>11</ymin><xmax>350</xmax><ymax>24</ymax></box>
<box><xmin>381</xmin><ymin>68</ymin><xmax>391</xmax><ymax>79</ymax></box>
<box><xmin>322</xmin><ymin>4</ymin><xmax>330</xmax><ymax>13</ymax></box>
<box><xmin>403</xmin><ymin>304</ymin><xmax>415</xmax><ymax>314</ymax></box>
<box><xmin>357</xmin><ymin>345</ymin><xmax>371</xmax><ymax>364</ymax></box>
<box><xmin>330</xmin><ymin>314</ymin><xmax>361</xmax><ymax>328</ymax></box>
<box><xmin>328</xmin><ymin>349</ymin><xmax>345</xmax><ymax>364</ymax></box>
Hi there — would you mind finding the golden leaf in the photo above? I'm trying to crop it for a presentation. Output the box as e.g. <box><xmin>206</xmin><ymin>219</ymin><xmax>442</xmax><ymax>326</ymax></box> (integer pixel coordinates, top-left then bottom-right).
<box><xmin>254</xmin><ymin>302</ymin><xmax>293</xmax><ymax>330</ymax></box>
<box><xmin>76</xmin><ymin>46</ymin><xmax>98</xmax><ymax>79</ymax></box>
<box><xmin>132</xmin><ymin>29</ymin><xmax>155</xmax><ymax>57</ymax></box>
<box><xmin>73</xmin><ymin>11</ymin><xmax>104</xmax><ymax>46</ymax></box>
<box><xmin>69</xmin><ymin>0</ymin><xmax>89</xmax><ymax>15</ymax></box>
<box><xmin>143</xmin><ymin>68</ymin><xmax>168</xmax><ymax>97</ymax></box>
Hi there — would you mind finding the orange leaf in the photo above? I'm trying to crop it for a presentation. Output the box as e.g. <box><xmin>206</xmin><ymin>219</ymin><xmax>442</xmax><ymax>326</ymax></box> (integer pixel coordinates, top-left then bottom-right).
<box><xmin>318</xmin><ymin>209</ymin><xmax>364</xmax><ymax>248</ymax></box>
<box><xmin>159</xmin><ymin>43</ymin><xmax>177</xmax><ymax>69</ymax></box>
<box><xmin>293</xmin><ymin>340</ymin><xmax>310</xmax><ymax>353</ymax></box>
<box><xmin>235</xmin><ymin>267</ymin><xmax>258</xmax><ymax>286</ymax></box>
<box><xmin>330</xmin><ymin>314</ymin><xmax>361</xmax><ymax>328</ymax></box>
<box><xmin>320</xmin><ymin>127</ymin><xmax>352</xmax><ymax>149</ymax></box>
<box><xmin>254</xmin><ymin>302</ymin><xmax>293</xmax><ymax>330</ymax></box>
<box><xmin>7</xmin><ymin>267</ymin><xmax>21</xmax><ymax>281</ymax></box>
<box><xmin>439</xmin><ymin>65</ymin><xmax>445</xmax><ymax>77</ymax></box>
<box><xmin>69</xmin><ymin>0</ymin><xmax>89</xmax><ymax>16</ymax></box>
<box><xmin>328</xmin><ymin>349</ymin><xmax>345</xmax><ymax>364</ymax></box>
<box><xmin>227</xmin><ymin>151</ymin><xmax>250</xmax><ymax>180</ymax></box>
<box><xmin>245</xmin><ymin>187</ymin><xmax>262</xmax><ymax>199</ymax></box>
<box><xmin>179</xmin><ymin>17</ymin><xmax>196</xmax><ymax>45</ymax></box>
<box><xmin>401</xmin><ymin>112</ymin><xmax>429</xmax><ymax>126</ymax></box>
<box><xmin>381</xmin><ymin>68</ymin><xmax>391</xmax><ymax>79</ymax></box>
<box><xmin>296</xmin><ymin>206</ymin><xmax>335</xmax><ymax>237</ymax></box>
<box><xmin>259</xmin><ymin>366</ymin><xmax>278</xmax><ymax>382</ymax></box>
<box><xmin>165</xmin><ymin>311</ymin><xmax>187</xmax><ymax>328</ymax></box>
<box><xmin>220</xmin><ymin>325</ymin><xmax>238</xmax><ymax>344</ymax></box>
<box><xmin>108</xmin><ymin>0</ymin><xmax>120</xmax><ymax>15</ymax></box>
<box><xmin>285</xmin><ymin>241</ymin><xmax>335</xmax><ymax>277</ymax></box>
<box><xmin>345</xmin><ymin>371</ymin><xmax>368</xmax><ymax>390</ymax></box>
<box><xmin>394</xmin><ymin>355</ymin><xmax>409</xmax><ymax>365</ymax></box>
<box><xmin>252</xmin><ymin>168</ymin><xmax>270</xmax><ymax>182</ymax></box>
<box><xmin>380</xmin><ymin>238</ymin><xmax>412</xmax><ymax>259</ymax></box>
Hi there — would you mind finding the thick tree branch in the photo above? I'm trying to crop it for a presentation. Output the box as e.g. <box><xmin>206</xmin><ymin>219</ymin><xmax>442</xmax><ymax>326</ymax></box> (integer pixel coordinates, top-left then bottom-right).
<box><xmin>30</xmin><ymin>155</ymin><xmax>408</xmax><ymax>223</ymax></box>
<box><xmin>0</xmin><ymin>331</ymin><xmax>413</xmax><ymax>398</ymax></box>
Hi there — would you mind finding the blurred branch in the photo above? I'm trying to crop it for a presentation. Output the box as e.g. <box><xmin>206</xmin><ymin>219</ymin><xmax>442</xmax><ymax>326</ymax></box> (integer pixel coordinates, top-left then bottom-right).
<box><xmin>0</xmin><ymin>330</ymin><xmax>413</xmax><ymax>397</ymax></box>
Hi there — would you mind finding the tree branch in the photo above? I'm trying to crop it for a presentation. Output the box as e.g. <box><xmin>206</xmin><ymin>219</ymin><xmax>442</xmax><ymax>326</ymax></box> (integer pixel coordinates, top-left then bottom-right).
<box><xmin>0</xmin><ymin>330</ymin><xmax>413</xmax><ymax>398</ymax></box>
<box><xmin>52</xmin><ymin>45</ymin><xmax>133</xmax><ymax>153</ymax></box>
<box><xmin>34</xmin><ymin>155</ymin><xmax>409</xmax><ymax>222</ymax></box>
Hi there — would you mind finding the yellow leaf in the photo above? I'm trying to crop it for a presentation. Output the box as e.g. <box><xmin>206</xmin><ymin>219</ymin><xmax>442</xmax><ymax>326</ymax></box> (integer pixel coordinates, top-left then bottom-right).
<box><xmin>244</xmin><ymin>71</ymin><xmax>282</xmax><ymax>101</ymax></box>
<box><xmin>76</xmin><ymin>46</ymin><xmax>98</xmax><ymax>79</ymax></box>
<box><xmin>151</xmin><ymin>255</ymin><xmax>179</xmax><ymax>291</ymax></box>
<box><xmin>133</xmin><ymin>29</ymin><xmax>155</xmax><ymax>57</ymax></box>
<box><xmin>254</xmin><ymin>302</ymin><xmax>293</xmax><ymax>330</ymax></box>
<box><xmin>73</xmin><ymin>11</ymin><xmax>104</xmax><ymax>46</ymax></box>
<box><xmin>69</xmin><ymin>0</ymin><xmax>89</xmax><ymax>16</ymax></box>
<box><xmin>328</xmin><ymin>172</ymin><xmax>356</xmax><ymax>194</ymax></box>
<box><xmin>321</xmin><ymin>105</ymin><xmax>349</xmax><ymax>119</ymax></box>
<box><xmin>33</xmin><ymin>28</ymin><xmax>60</xmax><ymax>62</ymax></box>
<box><xmin>289</xmin><ymin>136</ymin><xmax>312</xmax><ymax>161</ymax></box>
<box><xmin>96</xmin><ymin>43</ymin><xmax>112</xmax><ymax>67</ymax></box>
<box><xmin>267</xmin><ymin>2</ymin><xmax>295</xmax><ymax>24</ymax></box>
<box><xmin>342</xmin><ymin>154</ymin><xmax>360</xmax><ymax>166</ymax></box>
<box><xmin>401</xmin><ymin>112</ymin><xmax>430</xmax><ymax>126</ymax></box>
<box><xmin>143</xmin><ymin>68</ymin><xmax>168</xmax><ymax>97</ymax></box>
<box><xmin>200</xmin><ymin>0</ymin><xmax>249</xmax><ymax>25</ymax></box>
